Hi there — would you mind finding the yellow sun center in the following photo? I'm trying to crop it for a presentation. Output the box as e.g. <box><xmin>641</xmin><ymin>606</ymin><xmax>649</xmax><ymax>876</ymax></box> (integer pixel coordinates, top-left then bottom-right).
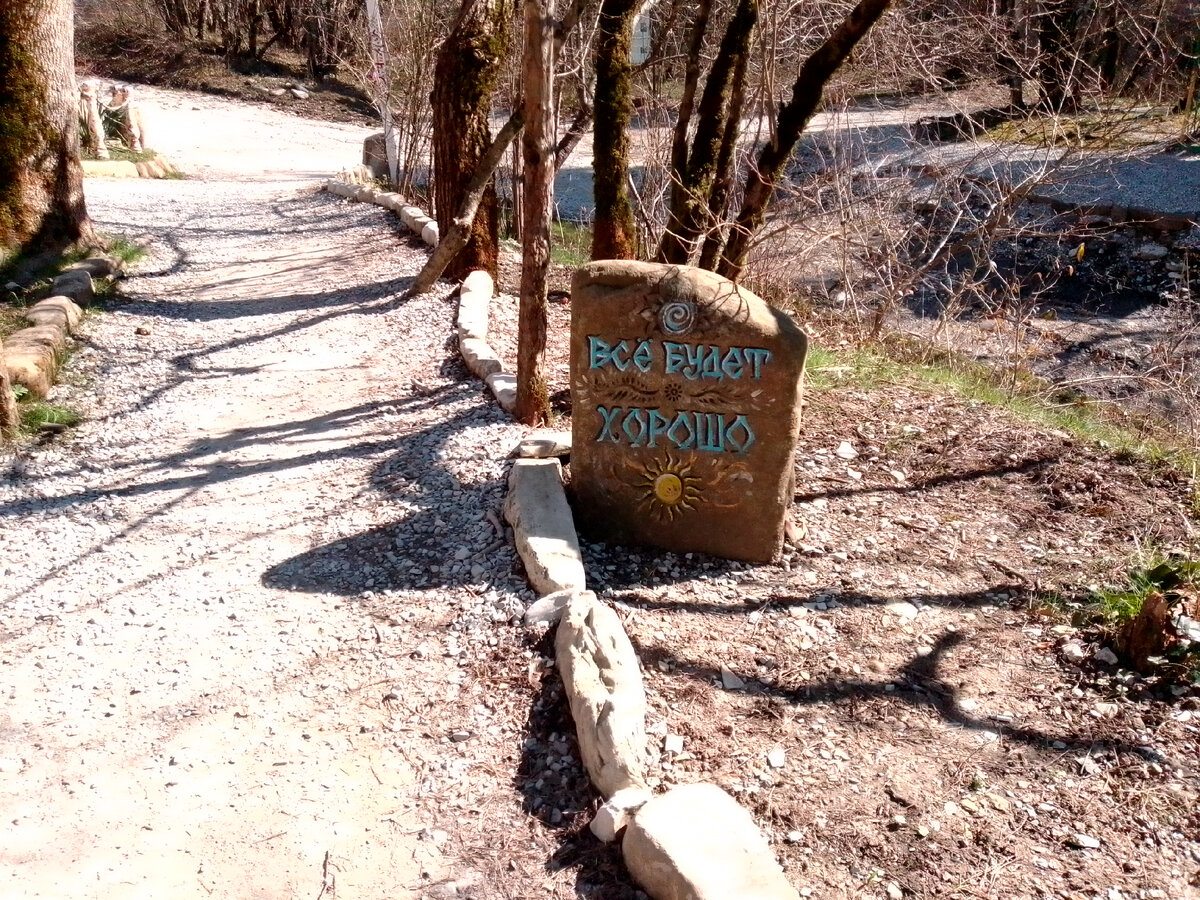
<box><xmin>653</xmin><ymin>473</ymin><xmax>684</xmax><ymax>504</ymax></box>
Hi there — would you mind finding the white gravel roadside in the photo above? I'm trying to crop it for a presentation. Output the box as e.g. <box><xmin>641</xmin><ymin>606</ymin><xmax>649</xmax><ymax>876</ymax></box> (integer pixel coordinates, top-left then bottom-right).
<box><xmin>0</xmin><ymin>92</ymin><xmax>535</xmax><ymax>899</ymax></box>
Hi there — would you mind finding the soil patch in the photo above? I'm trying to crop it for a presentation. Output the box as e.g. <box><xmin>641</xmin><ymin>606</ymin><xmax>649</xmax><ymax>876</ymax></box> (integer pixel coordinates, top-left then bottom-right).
<box><xmin>483</xmin><ymin>257</ymin><xmax>1200</xmax><ymax>897</ymax></box>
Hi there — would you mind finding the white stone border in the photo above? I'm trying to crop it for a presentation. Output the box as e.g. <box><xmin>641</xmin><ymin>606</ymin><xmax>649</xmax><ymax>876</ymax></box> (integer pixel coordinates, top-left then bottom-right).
<box><xmin>323</xmin><ymin>176</ymin><xmax>440</xmax><ymax>249</ymax></box>
<box><xmin>3</xmin><ymin>258</ymin><xmax>119</xmax><ymax>400</ymax></box>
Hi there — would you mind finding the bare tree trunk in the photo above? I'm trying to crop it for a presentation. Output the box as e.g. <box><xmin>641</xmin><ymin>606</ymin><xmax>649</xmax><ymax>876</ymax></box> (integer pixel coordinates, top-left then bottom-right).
<box><xmin>516</xmin><ymin>0</ymin><xmax>555</xmax><ymax>425</ymax></box>
<box><xmin>718</xmin><ymin>0</ymin><xmax>893</xmax><ymax>281</ymax></box>
<box><xmin>510</xmin><ymin>129</ymin><xmax>524</xmax><ymax>242</ymax></box>
<box><xmin>590</xmin><ymin>0</ymin><xmax>639</xmax><ymax>259</ymax></box>
<box><xmin>661</xmin><ymin>0</ymin><xmax>714</xmax><ymax>228</ymax></box>
<box><xmin>409</xmin><ymin>0</ymin><xmax>590</xmax><ymax>295</ymax></box>
<box><xmin>554</xmin><ymin>99</ymin><xmax>593</xmax><ymax>172</ymax></box>
<box><xmin>696</xmin><ymin>38</ymin><xmax>751</xmax><ymax>271</ymax></box>
<box><xmin>659</xmin><ymin>0</ymin><xmax>757</xmax><ymax>264</ymax></box>
<box><xmin>0</xmin><ymin>0</ymin><xmax>92</xmax><ymax>253</ymax></box>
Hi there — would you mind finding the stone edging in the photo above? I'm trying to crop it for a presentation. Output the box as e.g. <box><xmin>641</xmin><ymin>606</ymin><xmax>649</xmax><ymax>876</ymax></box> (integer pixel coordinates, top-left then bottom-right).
<box><xmin>81</xmin><ymin>157</ymin><xmax>180</xmax><ymax>179</ymax></box>
<box><xmin>329</xmin><ymin>164</ymin><xmax>800</xmax><ymax>896</ymax></box>
<box><xmin>323</xmin><ymin>177</ymin><xmax>440</xmax><ymax>249</ymax></box>
<box><xmin>3</xmin><ymin>257</ymin><xmax>120</xmax><ymax>400</ymax></box>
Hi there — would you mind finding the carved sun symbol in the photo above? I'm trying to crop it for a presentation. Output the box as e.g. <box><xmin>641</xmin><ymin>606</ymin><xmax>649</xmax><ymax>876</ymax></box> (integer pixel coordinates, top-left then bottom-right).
<box><xmin>638</xmin><ymin>455</ymin><xmax>703</xmax><ymax>520</ymax></box>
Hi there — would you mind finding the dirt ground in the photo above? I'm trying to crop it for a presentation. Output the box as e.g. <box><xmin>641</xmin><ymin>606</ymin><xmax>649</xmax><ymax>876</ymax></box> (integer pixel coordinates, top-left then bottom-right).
<box><xmin>477</xmin><ymin>271</ymin><xmax>1200</xmax><ymax>900</ymax></box>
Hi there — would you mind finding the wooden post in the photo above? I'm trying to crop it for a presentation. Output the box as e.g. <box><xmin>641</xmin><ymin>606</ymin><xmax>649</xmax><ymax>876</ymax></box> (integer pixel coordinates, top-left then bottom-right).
<box><xmin>516</xmin><ymin>0</ymin><xmax>555</xmax><ymax>425</ymax></box>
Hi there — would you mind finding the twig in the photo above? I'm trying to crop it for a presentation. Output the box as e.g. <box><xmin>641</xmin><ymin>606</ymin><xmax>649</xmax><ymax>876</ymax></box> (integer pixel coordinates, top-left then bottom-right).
<box><xmin>316</xmin><ymin>850</ymin><xmax>333</xmax><ymax>900</ymax></box>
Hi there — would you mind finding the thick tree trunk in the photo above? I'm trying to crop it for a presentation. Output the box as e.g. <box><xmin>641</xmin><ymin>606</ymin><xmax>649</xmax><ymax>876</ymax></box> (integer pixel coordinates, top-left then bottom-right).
<box><xmin>409</xmin><ymin>111</ymin><xmax>523</xmax><ymax>296</ymax></box>
<box><xmin>516</xmin><ymin>0</ymin><xmax>555</xmax><ymax>425</ymax></box>
<box><xmin>718</xmin><ymin>0</ymin><xmax>892</xmax><ymax>281</ymax></box>
<box><xmin>0</xmin><ymin>0</ymin><xmax>91</xmax><ymax>254</ymax></box>
<box><xmin>659</xmin><ymin>0</ymin><xmax>757</xmax><ymax>264</ymax></box>
<box><xmin>431</xmin><ymin>0</ymin><xmax>508</xmax><ymax>281</ymax></box>
<box><xmin>590</xmin><ymin>0</ymin><xmax>639</xmax><ymax>260</ymax></box>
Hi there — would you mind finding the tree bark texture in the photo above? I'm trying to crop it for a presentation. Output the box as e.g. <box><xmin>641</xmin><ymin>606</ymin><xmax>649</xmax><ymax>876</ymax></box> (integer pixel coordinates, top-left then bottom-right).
<box><xmin>659</xmin><ymin>0</ymin><xmax>757</xmax><ymax>265</ymax></box>
<box><xmin>0</xmin><ymin>0</ymin><xmax>91</xmax><ymax>254</ymax></box>
<box><xmin>516</xmin><ymin>0</ymin><xmax>555</xmax><ymax>425</ymax></box>
<box><xmin>718</xmin><ymin>0</ymin><xmax>893</xmax><ymax>281</ymax></box>
<box><xmin>663</xmin><ymin>0</ymin><xmax>714</xmax><ymax>217</ymax></box>
<box><xmin>431</xmin><ymin>0</ymin><xmax>508</xmax><ymax>282</ymax></box>
<box><xmin>590</xmin><ymin>0</ymin><xmax>639</xmax><ymax>260</ymax></box>
<box><xmin>696</xmin><ymin>36</ymin><xmax>751</xmax><ymax>271</ymax></box>
<box><xmin>409</xmin><ymin>110</ymin><xmax>524</xmax><ymax>296</ymax></box>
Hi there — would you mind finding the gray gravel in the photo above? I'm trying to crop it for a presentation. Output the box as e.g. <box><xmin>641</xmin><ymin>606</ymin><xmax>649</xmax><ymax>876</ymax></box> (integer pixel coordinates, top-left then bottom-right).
<box><xmin>0</xmin><ymin>137</ymin><xmax>533</xmax><ymax>895</ymax></box>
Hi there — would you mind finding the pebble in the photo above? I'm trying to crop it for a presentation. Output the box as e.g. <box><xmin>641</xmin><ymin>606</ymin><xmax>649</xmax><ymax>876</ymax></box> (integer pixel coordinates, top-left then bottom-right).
<box><xmin>720</xmin><ymin>666</ymin><xmax>746</xmax><ymax>691</ymax></box>
<box><xmin>835</xmin><ymin>441</ymin><xmax>857</xmax><ymax>459</ymax></box>
<box><xmin>767</xmin><ymin>748</ymin><xmax>786</xmax><ymax>768</ymax></box>
<box><xmin>1094</xmin><ymin>647</ymin><xmax>1119</xmax><ymax>665</ymax></box>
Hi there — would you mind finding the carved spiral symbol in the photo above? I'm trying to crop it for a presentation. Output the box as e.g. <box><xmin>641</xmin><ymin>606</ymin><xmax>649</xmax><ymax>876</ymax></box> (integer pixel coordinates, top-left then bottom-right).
<box><xmin>659</xmin><ymin>300</ymin><xmax>696</xmax><ymax>336</ymax></box>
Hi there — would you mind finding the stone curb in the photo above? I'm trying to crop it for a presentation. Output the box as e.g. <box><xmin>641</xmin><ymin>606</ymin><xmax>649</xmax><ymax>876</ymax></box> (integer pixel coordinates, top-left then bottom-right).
<box><xmin>623</xmin><ymin>783</ymin><xmax>801</xmax><ymax>900</ymax></box>
<box><xmin>82</xmin><ymin>157</ymin><xmax>179</xmax><ymax>179</ymax></box>
<box><xmin>2</xmin><ymin>289</ymin><xmax>89</xmax><ymax>400</ymax></box>
<box><xmin>555</xmin><ymin>591</ymin><xmax>649</xmax><ymax>799</ymax></box>
<box><xmin>502</xmin><ymin>459</ymin><xmax>586</xmax><ymax>596</ymax></box>
<box><xmin>322</xmin><ymin>179</ymin><xmax>438</xmax><ymax>249</ymax></box>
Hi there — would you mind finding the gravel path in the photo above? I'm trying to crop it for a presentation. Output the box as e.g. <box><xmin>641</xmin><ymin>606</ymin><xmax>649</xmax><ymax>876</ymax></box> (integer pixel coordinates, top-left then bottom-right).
<box><xmin>0</xmin><ymin>91</ymin><xmax>535</xmax><ymax>899</ymax></box>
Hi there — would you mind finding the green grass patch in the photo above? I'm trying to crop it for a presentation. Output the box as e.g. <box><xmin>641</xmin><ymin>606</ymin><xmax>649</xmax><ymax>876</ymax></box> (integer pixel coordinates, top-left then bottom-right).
<box><xmin>804</xmin><ymin>341</ymin><xmax>1200</xmax><ymax>475</ymax></box>
<box><xmin>551</xmin><ymin>220</ymin><xmax>593</xmax><ymax>268</ymax></box>
<box><xmin>984</xmin><ymin>106</ymin><xmax>1191</xmax><ymax>150</ymax></box>
<box><xmin>20</xmin><ymin>401</ymin><xmax>81</xmax><ymax>433</ymax></box>
<box><xmin>103</xmin><ymin>234</ymin><xmax>147</xmax><ymax>267</ymax></box>
<box><xmin>86</xmin><ymin>144</ymin><xmax>158</xmax><ymax>164</ymax></box>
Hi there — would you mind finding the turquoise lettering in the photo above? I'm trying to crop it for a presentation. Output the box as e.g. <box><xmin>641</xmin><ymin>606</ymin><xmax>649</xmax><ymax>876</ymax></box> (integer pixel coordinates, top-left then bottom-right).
<box><xmin>746</xmin><ymin>348</ymin><xmax>772</xmax><ymax>378</ymax></box>
<box><xmin>667</xmin><ymin>411</ymin><xmax>696</xmax><ymax>450</ymax></box>
<box><xmin>632</xmin><ymin>339</ymin><xmax>654</xmax><ymax>374</ymax></box>
<box><xmin>622</xmin><ymin>408</ymin><xmax>648</xmax><ymax>446</ymax></box>
<box><xmin>721</xmin><ymin>347</ymin><xmax>744</xmax><ymax>379</ymax></box>
<box><xmin>695</xmin><ymin>412</ymin><xmax>726</xmax><ymax>452</ymax></box>
<box><xmin>596</xmin><ymin>405</ymin><xmax>622</xmax><ymax>443</ymax></box>
<box><xmin>588</xmin><ymin>336</ymin><xmax>612</xmax><ymax>370</ymax></box>
<box><xmin>724</xmin><ymin>415</ymin><xmax>755</xmax><ymax>452</ymax></box>
<box><xmin>647</xmin><ymin>409</ymin><xmax>671</xmax><ymax>448</ymax></box>
<box><xmin>664</xmin><ymin>341</ymin><xmax>687</xmax><ymax>376</ymax></box>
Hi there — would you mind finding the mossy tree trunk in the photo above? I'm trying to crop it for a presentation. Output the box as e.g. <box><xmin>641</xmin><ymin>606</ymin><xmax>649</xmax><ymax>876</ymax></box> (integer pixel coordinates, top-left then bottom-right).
<box><xmin>590</xmin><ymin>0</ymin><xmax>638</xmax><ymax>260</ymax></box>
<box><xmin>660</xmin><ymin>0</ymin><xmax>713</xmax><ymax>254</ymax></box>
<box><xmin>718</xmin><ymin>0</ymin><xmax>893</xmax><ymax>281</ymax></box>
<box><xmin>658</xmin><ymin>0</ymin><xmax>757</xmax><ymax>265</ymax></box>
<box><xmin>0</xmin><ymin>0</ymin><xmax>92</xmax><ymax>255</ymax></box>
<box><xmin>432</xmin><ymin>0</ymin><xmax>509</xmax><ymax>282</ymax></box>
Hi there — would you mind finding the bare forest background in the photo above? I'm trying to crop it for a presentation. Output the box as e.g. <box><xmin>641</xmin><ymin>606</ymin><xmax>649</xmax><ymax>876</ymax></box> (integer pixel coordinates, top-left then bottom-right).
<box><xmin>72</xmin><ymin>0</ymin><xmax>1200</xmax><ymax>435</ymax></box>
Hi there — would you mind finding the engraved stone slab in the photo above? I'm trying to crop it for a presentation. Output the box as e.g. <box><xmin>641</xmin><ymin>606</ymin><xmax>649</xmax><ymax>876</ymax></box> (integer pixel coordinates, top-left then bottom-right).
<box><xmin>570</xmin><ymin>261</ymin><xmax>807</xmax><ymax>563</ymax></box>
